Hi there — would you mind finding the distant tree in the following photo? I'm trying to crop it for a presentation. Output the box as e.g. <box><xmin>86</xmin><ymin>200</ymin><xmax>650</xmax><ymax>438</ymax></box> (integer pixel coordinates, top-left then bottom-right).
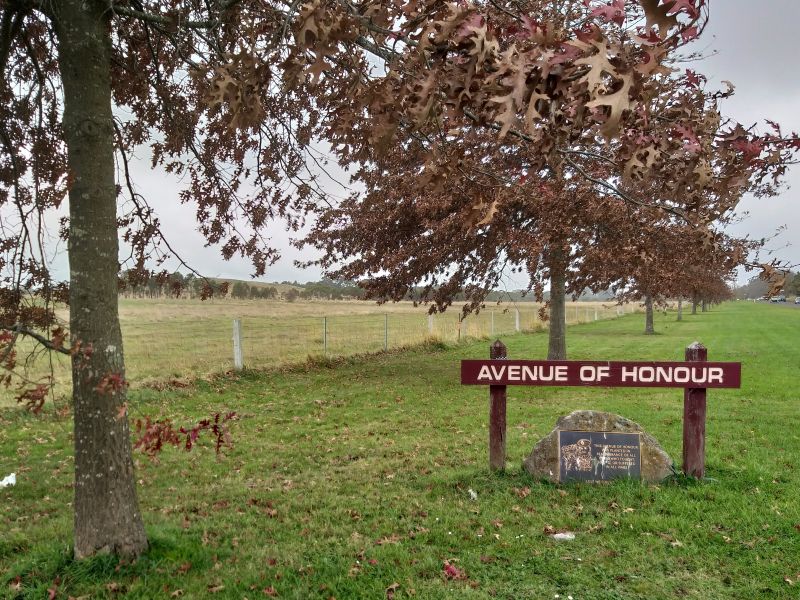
<box><xmin>231</xmin><ymin>281</ymin><xmax>251</xmax><ymax>299</ymax></box>
<box><xmin>784</xmin><ymin>272</ymin><xmax>800</xmax><ymax>297</ymax></box>
<box><xmin>284</xmin><ymin>288</ymin><xmax>300</xmax><ymax>303</ymax></box>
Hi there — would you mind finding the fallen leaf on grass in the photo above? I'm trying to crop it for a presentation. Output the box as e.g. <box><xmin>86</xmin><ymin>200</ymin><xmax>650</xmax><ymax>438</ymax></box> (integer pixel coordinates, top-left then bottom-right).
<box><xmin>176</xmin><ymin>562</ymin><xmax>191</xmax><ymax>574</ymax></box>
<box><xmin>171</xmin><ymin>590</ymin><xmax>184</xmax><ymax>598</ymax></box>
<box><xmin>443</xmin><ymin>561</ymin><xmax>467</xmax><ymax>580</ymax></box>
<box><xmin>47</xmin><ymin>577</ymin><xmax>60</xmax><ymax>600</ymax></box>
<box><xmin>263</xmin><ymin>586</ymin><xmax>278</xmax><ymax>596</ymax></box>
<box><xmin>375</xmin><ymin>533</ymin><xmax>401</xmax><ymax>545</ymax></box>
<box><xmin>386</xmin><ymin>582</ymin><xmax>400</xmax><ymax>599</ymax></box>
<box><xmin>513</xmin><ymin>487</ymin><xmax>531</xmax><ymax>499</ymax></box>
<box><xmin>207</xmin><ymin>583</ymin><xmax>225</xmax><ymax>593</ymax></box>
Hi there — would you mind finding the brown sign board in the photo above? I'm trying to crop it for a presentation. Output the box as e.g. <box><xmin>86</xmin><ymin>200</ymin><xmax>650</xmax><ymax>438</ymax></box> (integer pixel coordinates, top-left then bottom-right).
<box><xmin>461</xmin><ymin>360</ymin><xmax>741</xmax><ymax>389</ymax></box>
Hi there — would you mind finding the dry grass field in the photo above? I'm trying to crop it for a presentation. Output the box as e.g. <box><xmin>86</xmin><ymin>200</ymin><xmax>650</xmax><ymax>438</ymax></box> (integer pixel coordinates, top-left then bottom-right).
<box><xmin>4</xmin><ymin>298</ymin><xmax>634</xmax><ymax>406</ymax></box>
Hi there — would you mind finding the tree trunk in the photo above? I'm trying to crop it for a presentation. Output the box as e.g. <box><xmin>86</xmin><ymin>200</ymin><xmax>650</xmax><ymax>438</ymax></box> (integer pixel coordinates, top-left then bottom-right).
<box><xmin>691</xmin><ymin>295</ymin><xmax>698</xmax><ymax>315</ymax></box>
<box><xmin>547</xmin><ymin>251</ymin><xmax>567</xmax><ymax>360</ymax></box>
<box><xmin>644</xmin><ymin>294</ymin><xmax>655</xmax><ymax>335</ymax></box>
<box><xmin>677</xmin><ymin>298</ymin><xmax>683</xmax><ymax>322</ymax></box>
<box><xmin>54</xmin><ymin>0</ymin><xmax>148</xmax><ymax>559</ymax></box>
<box><xmin>701</xmin><ymin>299</ymin><xmax>707</xmax><ymax>312</ymax></box>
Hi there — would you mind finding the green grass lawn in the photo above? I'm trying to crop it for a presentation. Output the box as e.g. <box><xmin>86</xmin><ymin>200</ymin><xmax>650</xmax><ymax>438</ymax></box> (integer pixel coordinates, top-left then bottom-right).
<box><xmin>1</xmin><ymin>302</ymin><xmax>799</xmax><ymax>599</ymax></box>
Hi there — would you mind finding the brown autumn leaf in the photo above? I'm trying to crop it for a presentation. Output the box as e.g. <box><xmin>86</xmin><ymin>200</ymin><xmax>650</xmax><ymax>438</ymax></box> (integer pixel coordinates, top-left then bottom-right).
<box><xmin>475</xmin><ymin>199</ymin><xmax>499</xmax><ymax>227</ymax></box>
<box><xmin>513</xmin><ymin>486</ymin><xmax>531</xmax><ymax>499</ymax></box>
<box><xmin>640</xmin><ymin>0</ymin><xmax>678</xmax><ymax>37</ymax></box>
<box><xmin>586</xmin><ymin>75</ymin><xmax>633</xmax><ymax>138</ymax></box>
<box><xmin>386</xmin><ymin>582</ymin><xmax>401</xmax><ymax>599</ymax></box>
<box><xmin>574</xmin><ymin>39</ymin><xmax>616</xmax><ymax>92</ymax></box>
<box><xmin>176</xmin><ymin>562</ymin><xmax>192</xmax><ymax>575</ymax></box>
<box><xmin>207</xmin><ymin>583</ymin><xmax>225</xmax><ymax>593</ymax></box>
<box><xmin>375</xmin><ymin>533</ymin><xmax>402</xmax><ymax>545</ymax></box>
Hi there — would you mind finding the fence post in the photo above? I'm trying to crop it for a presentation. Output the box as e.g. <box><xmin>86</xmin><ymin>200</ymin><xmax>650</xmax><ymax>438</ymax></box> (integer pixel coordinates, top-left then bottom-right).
<box><xmin>491</xmin><ymin>311</ymin><xmax>495</xmax><ymax>337</ymax></box>
<box><xmin>232</xmin><ymin>319</ymin><xmax>243</xmax><ymax>370</ymax></box>
<box><xmin>515</xmin><ymin>308</ymin><xmax>520</xmax><ymax>333</ymax></box>
<box><xmin>594</xmin><ymin>308</ymin><xmax>598</xmax><ymax>321</ymax></box>
<box><xmin>323</xmin><ymin>316</ymin><xmax>328</xmax><ymax>355</ymax></box>
<box><xmin>384</xmin><ymin>313</ymin><xmax>388</xmax><ymax>351</ymax></box>
<box><xmin>489</xmin><ymin>340</ymin><xmax>507</xmax><ymax>471</ymax></box>
<box><xmin>683</xmin><ymin>342</ymin><xmax>708</xmax><ymax>478</ymax></box>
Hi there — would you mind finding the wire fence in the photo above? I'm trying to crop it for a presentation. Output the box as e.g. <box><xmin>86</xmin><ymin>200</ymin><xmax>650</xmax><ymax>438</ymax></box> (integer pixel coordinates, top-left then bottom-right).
<box><xmin>2</xmin><ymin>302</ymin><xmax>639</xmax><ymax>404</ymax></box>
<box><xmin>223</xmin><ymin>303</ymin><xmax>635</xmax><ymax>373</ymax></box>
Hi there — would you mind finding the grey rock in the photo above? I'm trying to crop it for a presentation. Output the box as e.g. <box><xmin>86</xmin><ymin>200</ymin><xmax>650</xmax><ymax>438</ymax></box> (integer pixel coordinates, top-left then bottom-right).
<box><xmin>522</xmin><ymin>410</ymin><xmax>674</xmax><ymax>483</ymax></box>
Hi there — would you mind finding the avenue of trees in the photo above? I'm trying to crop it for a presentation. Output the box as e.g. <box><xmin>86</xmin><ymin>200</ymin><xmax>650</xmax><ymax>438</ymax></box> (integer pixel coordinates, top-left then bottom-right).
<box><xmin>1</xmin><ymin>0</ymin><xmax>798</xmax><ymax>560</ymax></box>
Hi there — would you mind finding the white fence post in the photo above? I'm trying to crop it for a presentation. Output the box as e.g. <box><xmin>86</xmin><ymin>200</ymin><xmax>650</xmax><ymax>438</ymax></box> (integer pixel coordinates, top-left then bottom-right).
<box><xmin>595</xmin><ymin>308</ymin><xmax>598</xmax><ymax>321</ymax></box>
<box><xmin>323</xmin><ymin>316</ymin><xmax>328</xmax><ymax>354</ymax></box>
<box><xmin>384</xmin><ymin>313</ymin><xmax>388</xmax><ymax>351</ymax></box>
<box><xmin>515</xmin><ymin>308</ymin><xmax>520</xmax><ymax>333</ymax></box>
<box><xmin>232</xmin><ymin>319</ymin><xmax>243</xmax><ymax>370</ymax></box>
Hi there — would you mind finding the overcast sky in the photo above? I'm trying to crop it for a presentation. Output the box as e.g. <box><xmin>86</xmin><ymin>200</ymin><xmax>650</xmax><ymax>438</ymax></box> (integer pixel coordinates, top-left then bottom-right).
<box><xmin>48</xmin><ymin>1</ymin><xmax>800</xmax><ymax>286</ymax></box>
<box><xmin>701</xmin><ymin>0</ymin><xmax>800</xmax><ymax>280</ymax></box>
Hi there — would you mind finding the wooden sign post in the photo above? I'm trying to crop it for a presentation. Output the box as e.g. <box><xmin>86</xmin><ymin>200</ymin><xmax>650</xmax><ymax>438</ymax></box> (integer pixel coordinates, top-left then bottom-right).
<box><xmin>462</xmin><ymin>341</ymin><xmax>740</xmax><ymax>478</ymax></box>
<box><xmin>488</xmin><ymin>340</ymin><xmax>507</xmax><ymax>471</ymax></box>
<box><xmin>683</xmin><ymin>342</ymin><xmax>707</xmax><ymax>478</ymax></box>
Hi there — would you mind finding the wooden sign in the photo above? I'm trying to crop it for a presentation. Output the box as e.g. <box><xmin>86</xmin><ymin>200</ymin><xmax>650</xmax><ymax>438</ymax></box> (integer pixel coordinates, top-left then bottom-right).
<box><xmin>465</xmin><ymin>341</ymin><xmax>740</xmax><ymax>479</ymax></box>
<box><xmin>461</xmin><ymin>359</ymin><xmax>741</xmax><ymax>388</ymax></box>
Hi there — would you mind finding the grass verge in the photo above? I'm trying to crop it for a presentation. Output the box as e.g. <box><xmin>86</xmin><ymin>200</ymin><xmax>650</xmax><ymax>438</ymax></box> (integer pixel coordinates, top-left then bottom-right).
<box><xmin>1</xmin><ymin>302</ymin><xmax>798</xmax><ymax>599</ymax></box>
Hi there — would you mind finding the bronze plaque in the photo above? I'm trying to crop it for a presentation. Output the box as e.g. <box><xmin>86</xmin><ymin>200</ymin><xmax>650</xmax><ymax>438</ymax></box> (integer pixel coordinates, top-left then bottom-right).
<box><xmin>558</xmin><ymin>431</ymin><xmax>641</xmax><ymax>482</ymax></box>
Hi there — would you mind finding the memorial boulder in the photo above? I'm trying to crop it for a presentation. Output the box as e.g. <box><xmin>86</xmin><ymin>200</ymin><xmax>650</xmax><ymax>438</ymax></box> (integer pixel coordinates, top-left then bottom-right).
<box><xmin>523</xmin><ymin>410</ymin><xmax>674</xmax><ymax>483</ymax></box>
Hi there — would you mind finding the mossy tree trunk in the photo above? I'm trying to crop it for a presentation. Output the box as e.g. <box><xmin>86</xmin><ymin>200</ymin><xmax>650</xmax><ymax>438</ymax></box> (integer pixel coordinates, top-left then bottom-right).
<box><xmin>54</xmin><ymin>0</ymin><xmax>148</xmax><ymax>559</ymax></box>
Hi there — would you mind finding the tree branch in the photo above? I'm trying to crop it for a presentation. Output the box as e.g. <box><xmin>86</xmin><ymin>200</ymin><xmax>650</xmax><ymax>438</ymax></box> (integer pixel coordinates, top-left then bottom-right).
<box><xmin>2</xmin><ymin>323</ymin><xmax>71</xmax><ymax>355</ymax></box>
